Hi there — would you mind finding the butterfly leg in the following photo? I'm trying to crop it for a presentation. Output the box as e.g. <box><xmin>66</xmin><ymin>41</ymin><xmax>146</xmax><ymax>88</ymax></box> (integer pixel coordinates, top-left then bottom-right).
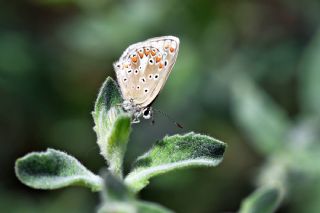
<box><xmin>131</xmin><ymin>109</ymin><xmax>142</xmax><ymax>124</ymax></box>
<box><xmin>132</xmin><ymin>116</ymin><xmax>140</xmax><ymax>123</ymax></box>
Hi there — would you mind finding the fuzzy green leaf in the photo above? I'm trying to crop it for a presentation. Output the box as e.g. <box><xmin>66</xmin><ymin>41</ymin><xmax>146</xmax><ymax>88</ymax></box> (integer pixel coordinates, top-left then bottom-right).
<box><xmin>93</xmin><ymin>77</ymin><xmax>123</xmax><ymax>114</ymax></box>
<box><xmin>239</xmin><ymin>186</ymin><xmax>284</xmax><ymax>213</ymax></box>
<box><xmin>124</xmin><ymin>132</ymin><xmax>226</xmax><ymax>192</ymax></box>
<box><xmin>99</xmin><ymin>173</ymin><xmax>173</xmax><ymax>212</ymax></box>
<box><xmin>135</xmin><ymin>201</ymin><xmax>174</xmax><ymax>213</ymax></box>
<box><xmin>101</xmin><ymin>171</ymin><xmax>134</xmax><ymax>202</ymax></box>
<box><xmin>231</xmin><ymin>75</ymin><xmax>291</xmax><ymax>155</ymax></box>
<box><xmin>98</xmin><ymin>200</ymin><xmax>173</xmax><ymax>213</ymax></box>
<box><xmin>15</xmin><ymin>149</ymin><xmax>103</xmax><ymax>191</ymax></box>
<box><xmin>92</xmin><ymin>77</ymin><xmax>131</xmax><ymax>178</ymax></box>
<box><xmin>98</xmin><ymin>202</ymin><xmax>135</xmax><ymax>213</ymax></box>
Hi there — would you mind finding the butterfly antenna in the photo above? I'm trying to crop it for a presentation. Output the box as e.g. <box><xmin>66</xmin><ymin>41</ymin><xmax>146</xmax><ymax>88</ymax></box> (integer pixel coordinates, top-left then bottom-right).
<box><xmin>151</xmin><ymin>115</ymin><xmax>155</xmax><ymax>125</ymax></box>
<box><xmin>153</xmin><ymin>108</ymin><xmax>183</xmax><ymax>129</ymax></box>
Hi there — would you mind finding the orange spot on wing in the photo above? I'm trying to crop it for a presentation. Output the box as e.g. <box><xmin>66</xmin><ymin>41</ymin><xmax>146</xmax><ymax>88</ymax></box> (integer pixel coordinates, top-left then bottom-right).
<box><xmin>151</xmin><ymin>49</ymin><xmax>157</xmax><ymax>56</ymax></box>
<box><xmin>159</xmin><ymin>63</ymin><xmax>164</xmax><ymax>69</ymax></box>
<box><xmin>144</xmin><ymin>48</ymin><xmax>150</xmax><ymax>56</ymax></box>
<box><xmin>138</xmin><ymin>52</ymin><xmax>144</xmax><ymax>58</ymax></box>
<box><xmin>155</xmin><ymin>56</ymin><xmax>161</xmax><ymax>63</ymax></box>
<box><xmin>169</xmin><ymin>47</ymin><xmax>175</xmax><ymax>53</ymax></box>
<box><xmin>131</xmin><ymin>55</ymin><xmax>138</xmax><ymax>63</ymax></box>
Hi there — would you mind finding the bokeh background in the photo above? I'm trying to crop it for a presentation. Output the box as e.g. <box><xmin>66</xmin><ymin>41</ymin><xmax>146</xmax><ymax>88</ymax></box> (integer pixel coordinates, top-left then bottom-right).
<box><xmin>2</xmin><ymin>0</ymin><xmax>320</xmax><ymax>212</ymax></box>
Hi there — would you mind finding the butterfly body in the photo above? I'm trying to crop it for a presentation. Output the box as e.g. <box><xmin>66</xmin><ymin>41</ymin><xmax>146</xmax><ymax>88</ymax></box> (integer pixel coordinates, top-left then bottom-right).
<box><xmin>114</xmin><ymin>36</ymin><xmax>180</xmax><ymax>123</ymax></box>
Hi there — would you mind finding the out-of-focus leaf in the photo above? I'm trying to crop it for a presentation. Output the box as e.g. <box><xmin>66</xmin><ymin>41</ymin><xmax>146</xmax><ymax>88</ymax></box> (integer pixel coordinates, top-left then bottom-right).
<box><xmin>231</xmin><ymin>75</ymin><xmax>291</xmax><ymax>155</ymax></box>
<box><xmin>285</xmin><ymin>145</ymin><xmax>320</xmax><ymax>177</ymax></box>
<box><xmin>15</xmin><ymin>149</ymin><xmax>103</xmax><ymax>191</ymax></box>
<box><xmin>92</xmin><ymin>77</ymin><xmax>131</xmax><ymax>178</ymax></box>
<box><xmin>239</xmin><ymin>186</ymin><xmax>285</xmax><ymax>213</ymax></box>
<box><xmin>300</xmin><ymin>29</ymin><xmax>320</xmax><ymax>118</ymax></box>
<box><xmin>240</xmin><ymin>156</ymin><xmax>287</xmax><ymax>213</ymax></box>
<box><xmin>124</xmin><ymin>132</ymin><xmax>226</xmax><ymax>192</ymax></box>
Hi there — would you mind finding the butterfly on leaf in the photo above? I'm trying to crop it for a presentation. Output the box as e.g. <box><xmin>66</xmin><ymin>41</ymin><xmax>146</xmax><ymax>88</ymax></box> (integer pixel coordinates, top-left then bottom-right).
<box><xmin>113</xmin><ymin>36</ymin><xmax>180</xmax><ymax>123</ymax></box>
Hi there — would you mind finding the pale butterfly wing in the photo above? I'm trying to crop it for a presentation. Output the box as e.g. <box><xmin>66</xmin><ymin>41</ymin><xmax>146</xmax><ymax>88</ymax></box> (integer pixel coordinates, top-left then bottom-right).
<box><xmin>114</xmin><ymin>36</ymin><xmax>179</xmax><ymax>108</ymax></box>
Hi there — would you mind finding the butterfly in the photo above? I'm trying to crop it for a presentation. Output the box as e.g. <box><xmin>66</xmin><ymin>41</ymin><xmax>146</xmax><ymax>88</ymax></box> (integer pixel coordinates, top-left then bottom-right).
<box><xmin>113</xmin><ymin>36</ymin><xmax>180</xmax><ymax>123</ymax></box>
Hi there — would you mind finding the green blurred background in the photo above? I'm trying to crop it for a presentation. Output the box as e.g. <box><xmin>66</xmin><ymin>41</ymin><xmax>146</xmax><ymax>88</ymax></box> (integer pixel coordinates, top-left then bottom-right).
<box><xmin>1</xmin><ymin>0</ymin><xmax>320</xmax><ymax>212</ymax></box>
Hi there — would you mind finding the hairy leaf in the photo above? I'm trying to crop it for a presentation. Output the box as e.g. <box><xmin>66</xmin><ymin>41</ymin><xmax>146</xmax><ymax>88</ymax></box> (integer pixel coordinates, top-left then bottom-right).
<box><xmin>15</xmin><ymin>149</ymin><xmax>103</xmax><ymax>191</ymax></box>
<box><xmin>125</xmin><ymin>132</ymin><xmax>226</xmax><ymax>192</ymax></box>
<box><xmin>99</xmin><ymin>169</ymin><xmax>172</xmax><ymax>212</ymax></box>
<box><xmin>98</xmin><ymin>200</ymin><xmax>173</xmax><ymax>213</ymax></box>
<box><xmin>101</xmin><ymin>171</ymin><xmax>134</xmax><ymax>202</ymax></box>
<box><xmin>135</xmin><ymin>201</ymin><xmax>174</xmax><ymax>213</ymax></box>
<box><xmin>92</xmin><ymin>77</ymin><xmax>131</xmax><ymax>178</ymax></box>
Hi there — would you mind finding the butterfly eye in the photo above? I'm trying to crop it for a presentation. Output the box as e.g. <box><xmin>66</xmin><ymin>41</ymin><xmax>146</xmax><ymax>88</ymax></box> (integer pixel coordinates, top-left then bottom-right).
<box><xmin>142</xmin><ymin>108</ymin><xmax>152</xmax><ymax>119</ymax></box>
